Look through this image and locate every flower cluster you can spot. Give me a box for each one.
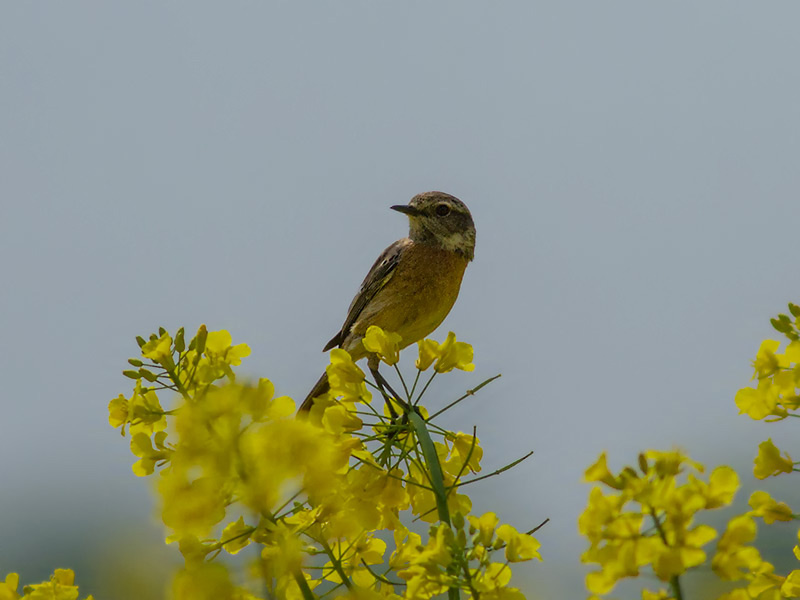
[735,337,800,424]
[713,303,800,599]
[580,450,738,597]
[736,303,800,424]
[103,325,538,600]
[711,506,800,599]
[390,514,539,600]
[734,305,800,481]
[0,569,92,600]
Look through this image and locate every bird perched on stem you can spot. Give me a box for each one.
[299,191,476,412]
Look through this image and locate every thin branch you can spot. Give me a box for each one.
[428,374,502,420]
[454,451,534,488]
[394,363,411,400]
[414,371,438,405]
[409,368,423,399]
[526,518,550,536]
[360,560,405,586]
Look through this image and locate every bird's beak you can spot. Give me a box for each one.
[390,204,421,216]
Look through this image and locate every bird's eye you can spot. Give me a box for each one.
[435,203,450,217]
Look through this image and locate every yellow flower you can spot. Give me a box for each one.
[781,570,800,596]
[204,330,251,366]
[748,490,794,524]
[142,332,173,362]
[410,523,453,568]
[0,573,19,600]
[172,563,234,600]
[327,349,372,404]
[389,526,423,569]
[753,438,793,479]
[434,332,475,373]
[578,487,624,542]
[772,368,798,397]
[416,339,440,371]
[321,404,363,435]
[324,535,387,584]
[240,417,353,518]
[468,512,500,547]
[703,466,739,508]
[362,326,402,366]
[735,380,780,420]
[496,524,542,562]
[712,515,762,581]
[239,378,294,420]
[585,566,626,595]
[401,566,451,600]
[645,449,703,476]
[109,380,167,436]
[130,431,170,476]
[752,340,782,379]
[415,332,475,372]
[160,472,228,538]
[444,432,483,476]
[584,452,619,487]
[220,516,253,555]
[17,569,82,600]
[650,524,715,580]
[447,491,473,520]
[746,561,784,597]
[328,348,365,383]
[107,395,129,429]
[641,589,672,600]
[716,590,750,600]
[472,563,512,594]
[354,536,387,566]
[785,340,800,363]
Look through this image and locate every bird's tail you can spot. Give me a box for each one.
[298,371,330,412]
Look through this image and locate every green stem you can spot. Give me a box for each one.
[293,571,316,600]
[318,538,354,591]
[669,576,684,600]
[162,355,192,402]
[650,509,684,600]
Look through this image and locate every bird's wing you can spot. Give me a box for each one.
[323,238,410,351]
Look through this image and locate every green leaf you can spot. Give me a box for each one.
[409,411,450,525]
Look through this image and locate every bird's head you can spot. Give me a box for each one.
[391,191,476,261]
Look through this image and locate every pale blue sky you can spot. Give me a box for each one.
[2,2,800,598]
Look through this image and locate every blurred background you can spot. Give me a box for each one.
[2,2,799,598]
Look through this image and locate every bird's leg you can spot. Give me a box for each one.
[369,365,401,420]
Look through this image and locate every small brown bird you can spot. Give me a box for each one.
[299,191,476,411]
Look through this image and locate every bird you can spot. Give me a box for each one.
[298,191,476,412]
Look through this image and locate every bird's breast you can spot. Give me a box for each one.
[349,242,469,352]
